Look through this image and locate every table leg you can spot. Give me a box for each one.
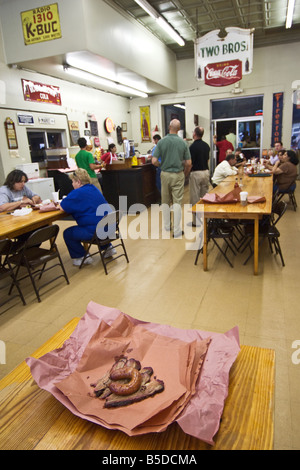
[203,217,208,271]
[253,217,259,275]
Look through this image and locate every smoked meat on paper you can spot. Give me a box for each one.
[26,302,240,445]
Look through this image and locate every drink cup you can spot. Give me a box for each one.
[240,191,248,206]
[52,192,59,203]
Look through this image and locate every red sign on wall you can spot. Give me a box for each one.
[204,60,242,87]
[22,79,61,105]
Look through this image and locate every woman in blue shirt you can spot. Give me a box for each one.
[60,169,115,266]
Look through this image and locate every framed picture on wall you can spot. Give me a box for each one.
[121,122,127,132]
[140,106,151,142]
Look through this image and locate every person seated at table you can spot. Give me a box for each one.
[59,169,116,266]
[211,154,238,187]
[267,149,299,192]
[0,169,42,212]
[234,149,247,168]
[268,148,280,165]
[101,143,118,165]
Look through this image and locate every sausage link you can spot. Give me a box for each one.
[109,366,142,396]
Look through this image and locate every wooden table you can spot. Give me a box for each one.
[0,318,274,450]
[192,174,273,275]
[0,208,66,240]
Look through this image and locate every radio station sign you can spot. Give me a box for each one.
[21,3,62,45]
[22,79,62,106]
[195,27,254,86]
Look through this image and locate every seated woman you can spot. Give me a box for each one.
[59,169,116,266]
[101,143,118,165]
[267,149,299,192]
[0,169,42,212]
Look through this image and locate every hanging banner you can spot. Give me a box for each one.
[195,27,254,85]
[140,106,151,142]
[271,92,284,147]
[21,3,62,45]
[22,79,62,105]
[204,59,242,87]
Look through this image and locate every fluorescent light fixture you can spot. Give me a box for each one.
[63,65,148,98]
[134,0,185,46]
[134,0,158,19]
[286,0,295,28]
[156,17,185,46]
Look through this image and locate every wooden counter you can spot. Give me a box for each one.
[0,318,274,450]
[101,163,158,213]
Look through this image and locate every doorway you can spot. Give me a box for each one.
[162,103,186,137]
[211,95,264,171]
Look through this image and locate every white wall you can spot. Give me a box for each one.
[0,40,132,182]
[0,0,177,92]
[129,41,300,155]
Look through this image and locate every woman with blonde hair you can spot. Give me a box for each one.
[60,169,115,266]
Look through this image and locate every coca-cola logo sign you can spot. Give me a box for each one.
[204,59,242,87]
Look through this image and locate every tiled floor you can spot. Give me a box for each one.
[0,186,300,450]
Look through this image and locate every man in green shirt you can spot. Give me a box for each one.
[75,137,103,191]
[152,119,191,237]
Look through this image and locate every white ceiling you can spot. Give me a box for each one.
[108,0,300,59]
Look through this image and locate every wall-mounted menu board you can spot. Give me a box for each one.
[68,120,80,145]
[89,120,99,136]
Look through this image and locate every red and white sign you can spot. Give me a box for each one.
[22,79,61,105]
[204,60,242,87]
[195,27,253,83]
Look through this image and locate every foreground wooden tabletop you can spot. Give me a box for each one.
[0,208,66,240]
[0,318,274,450]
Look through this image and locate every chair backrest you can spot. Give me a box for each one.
[272,201,287,226]
[96,211,122,240]
[0,239,12,269]
[0,239,12,258]
[24,224,59,249]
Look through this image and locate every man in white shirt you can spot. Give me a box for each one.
[212,154,238,186]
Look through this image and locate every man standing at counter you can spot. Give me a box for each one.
[75,137,103,192]
[152,119,191,238]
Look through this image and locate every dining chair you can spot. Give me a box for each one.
[0,239,26,309]
[8,224,69,302]
[275,183,297,211]
[194,219,237,268]
[242,200,287,266]
[79,210,129,274]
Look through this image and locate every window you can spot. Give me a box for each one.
[212,96,264,119]
[27,130,66,163]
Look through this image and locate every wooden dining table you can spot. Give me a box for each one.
[0,317,275,450]
[192,174,273,275]
[0,207,66,240]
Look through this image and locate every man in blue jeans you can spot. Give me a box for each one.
[152,120,191,238]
